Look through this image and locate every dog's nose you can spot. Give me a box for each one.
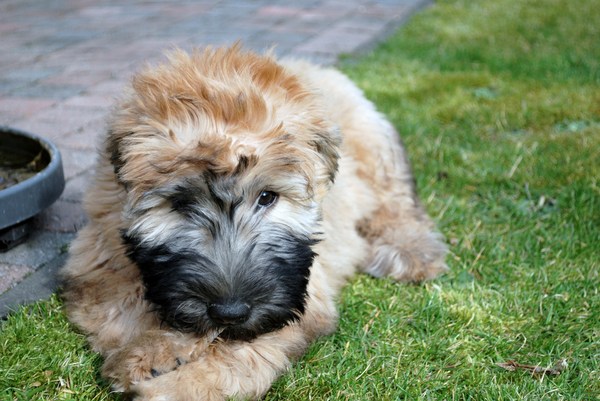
[207,300,251,326]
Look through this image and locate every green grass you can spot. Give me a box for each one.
[0,295,113,400]
[2,0,599,399]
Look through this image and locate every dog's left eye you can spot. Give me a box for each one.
[257,191,278,208]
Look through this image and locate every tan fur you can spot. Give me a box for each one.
[61,45,447,400]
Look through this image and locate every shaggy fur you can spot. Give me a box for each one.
[61,45,448,401]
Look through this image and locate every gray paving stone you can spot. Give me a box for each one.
[0,80,30,97]
[0,231,74,271]
[10,84,85,100]
[245,30,314,56]
[60,148,98,180]
[0,263,33,295]
[0,97,56,121]
[61,171,94,203]
[35,200,88,233]
[4,67,62,82]
[0,253,67,317]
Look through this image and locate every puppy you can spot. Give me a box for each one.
[61,45,447,400]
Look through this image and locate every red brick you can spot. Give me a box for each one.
[42,71,110,87]
[86,80,128,96]
[9,118,67,142]
[58,126,104,151]
[63,94,114,109]
[257,6,302,17]
[0,97,56,120]
[293,24,375,55]
[31,104,107,135]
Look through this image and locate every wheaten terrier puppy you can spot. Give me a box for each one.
[61,45,447,400]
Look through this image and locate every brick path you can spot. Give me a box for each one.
[0,0,430,315]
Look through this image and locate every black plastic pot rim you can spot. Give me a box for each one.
[0,126,65,230]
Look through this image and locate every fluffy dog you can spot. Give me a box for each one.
[61,45,447,400]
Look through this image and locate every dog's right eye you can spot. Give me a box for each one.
[257,191,278,208]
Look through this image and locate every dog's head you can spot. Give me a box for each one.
[108,46,341,340]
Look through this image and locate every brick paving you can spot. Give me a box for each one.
[0,0,431,314]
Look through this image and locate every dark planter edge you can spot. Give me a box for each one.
[0,126,65,230]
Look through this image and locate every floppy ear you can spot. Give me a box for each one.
[105,131,125,181]
[311,127,342,185]
[106,131,121,175]
[105,129,130,188]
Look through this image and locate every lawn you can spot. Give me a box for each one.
[1,0,599,400]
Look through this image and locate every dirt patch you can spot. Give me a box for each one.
[0,144,46,190]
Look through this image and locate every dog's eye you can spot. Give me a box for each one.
[257,191,278,208]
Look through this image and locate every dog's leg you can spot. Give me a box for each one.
[357,139,448,283]
[362,205,448,282]
[129,324,309,401]
[103,266,338,400]
[101,330,211,392]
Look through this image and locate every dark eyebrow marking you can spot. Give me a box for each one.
[167,185,197,215]
[206,181,225,211]
[169,174,242,226]
[233,154,259,176]
[228,197,243,221]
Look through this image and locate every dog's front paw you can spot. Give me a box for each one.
[103,330,201,391]
[131,360,225,401]
[129,335,294,401]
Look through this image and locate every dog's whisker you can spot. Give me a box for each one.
[207,328,223,344]
[193,328,224,357]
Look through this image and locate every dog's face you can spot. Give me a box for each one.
[108,47,341,341]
